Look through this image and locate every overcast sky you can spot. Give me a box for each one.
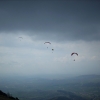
[0,0,100,76]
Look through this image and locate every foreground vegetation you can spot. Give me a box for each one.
[0,90,19,100]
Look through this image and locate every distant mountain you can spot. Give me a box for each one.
[48,90,87,100]
[0,90,19,100]
[70,74,100,81]
[48,96,71,100]
[77,74,100,78]
[48,95,87,100]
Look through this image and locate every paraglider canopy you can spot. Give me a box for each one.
[19,37,23,39]
[44,42,51,44]
[71,52,78,56]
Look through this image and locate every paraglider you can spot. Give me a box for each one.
[71,52,78,61]
[52,49,54,53]
[19,37,23,39]
[19,37,23,41]
[52,49,54,51]
[44,42,51,48]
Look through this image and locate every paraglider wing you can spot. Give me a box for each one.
[71,53,74,56]
[76,53,78,56]
[71,52,78,56]
[44,42,51,44]
[19,37,23,39]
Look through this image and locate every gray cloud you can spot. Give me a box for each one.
[0,0,100,41]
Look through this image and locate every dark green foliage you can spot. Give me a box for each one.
[0,90,7,97]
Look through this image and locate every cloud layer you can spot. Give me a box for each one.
[0,0,100,42]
